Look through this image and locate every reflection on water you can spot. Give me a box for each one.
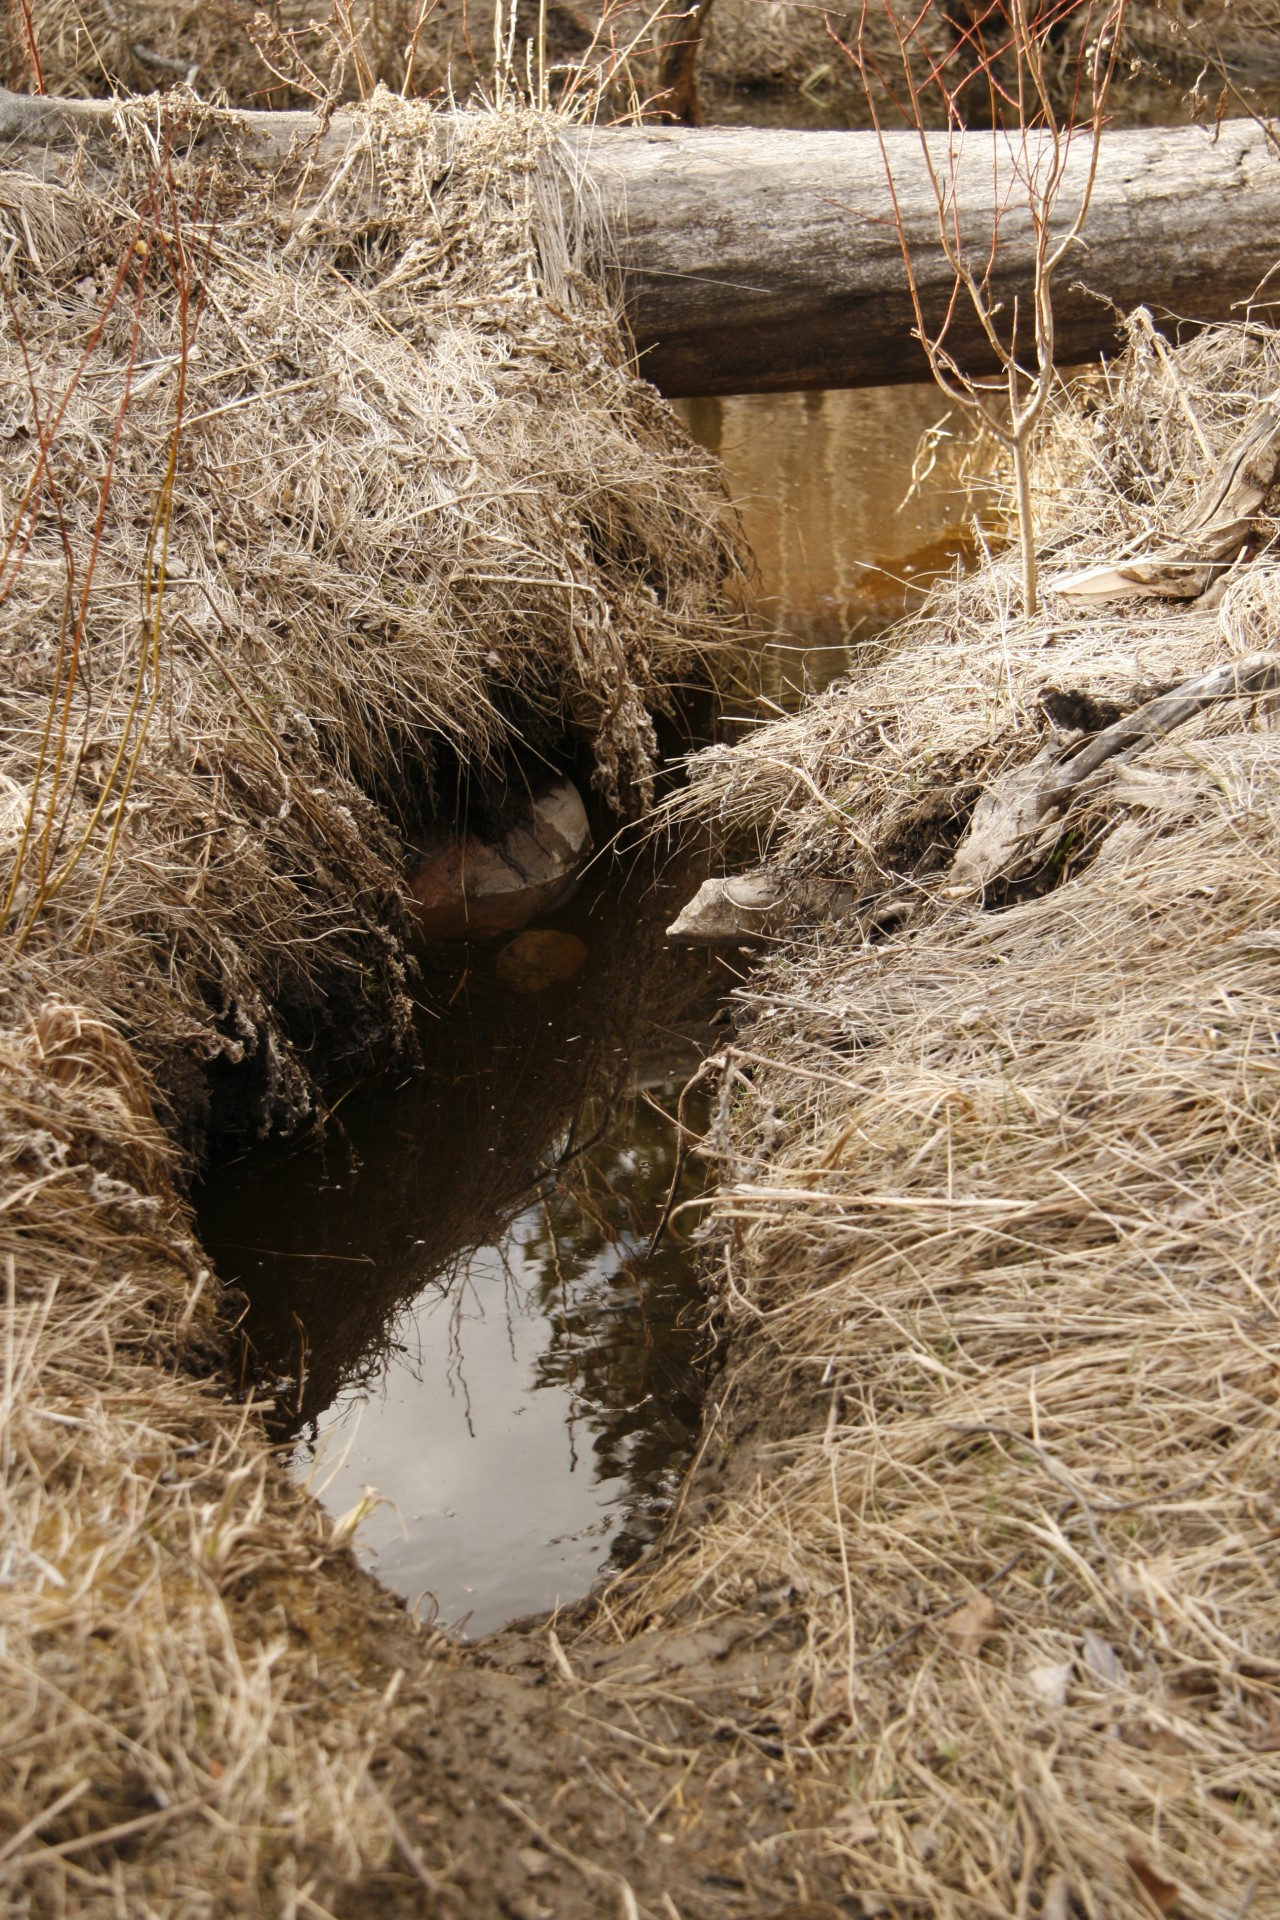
[678,387,984,706]
[198,859,725,1634]
[300,1095,704,1634]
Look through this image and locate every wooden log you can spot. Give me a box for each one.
[0,89,1276,396]
[949,654,1280,895]
[587,118,1280,394]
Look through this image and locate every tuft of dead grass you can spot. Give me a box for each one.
[2,0,480,104]
[0,91,741,1138]
[0,0,668,110]
[635,319,1280,1915]
[0,1002,403,1915]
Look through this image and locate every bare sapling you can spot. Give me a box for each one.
[838,1,1129,616]
[656,0,717,124]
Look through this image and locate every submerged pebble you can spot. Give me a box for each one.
[495,929,588,993]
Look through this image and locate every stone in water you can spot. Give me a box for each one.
[407,778,592,942]
[495,929,588,993]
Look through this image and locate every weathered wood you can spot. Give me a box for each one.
[1054,410,1280,604]
[0,89,1276,396]
[585,118,1280,394]
[949,653,1280,894]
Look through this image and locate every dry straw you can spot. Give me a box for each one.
[0,85,741,1913]
[0,90,741,1132]
[4,1,1268,131]
[633,319,1280,1914]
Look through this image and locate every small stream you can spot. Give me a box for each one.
[196,381,973,1635]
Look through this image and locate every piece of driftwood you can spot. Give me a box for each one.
[0,91,1278,394]
[1053,410,1280,605]
[949,653,1280,893]
[666,869,915,946]
[672,655,1280,944]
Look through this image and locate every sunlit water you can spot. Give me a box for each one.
[679,386,983,706]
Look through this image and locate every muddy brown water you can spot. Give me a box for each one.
[679,386,980,706]
[196,381,972,1637]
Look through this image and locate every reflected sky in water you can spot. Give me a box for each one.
[297,1091,705,1634]
[198,860,726,1636]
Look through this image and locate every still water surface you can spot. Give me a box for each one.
[681,386,981,704]
[199,862,723,1635]
[198,382,975,1635]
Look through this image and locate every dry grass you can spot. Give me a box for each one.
[698,0,1280,109]
[2,0,495,103]
[668,315,1280,884]
[3,0,401,100]
[7,1,1277,132]
[0,93,740,1135]
[631,322,1280,1915]
[0,1004,400,1915]
[0,87,741,1914]
[0,0,674,108]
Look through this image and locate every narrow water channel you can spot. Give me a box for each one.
[196,381,976,1636]
[199,858,728,1635]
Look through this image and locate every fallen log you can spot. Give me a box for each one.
[585,117,1280,394]
[0,90,1277,394]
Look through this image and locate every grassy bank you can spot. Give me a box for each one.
[0,92,742,1913]
[633,319,1280,1915]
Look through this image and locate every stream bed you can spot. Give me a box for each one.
[196,380,974,1636]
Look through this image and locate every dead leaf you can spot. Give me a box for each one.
[1081,1629,1124,1687]
[830,1798,878,1847]
[944,1593,1000,1657]
[1126,1850,1179,1916]
[1027,1660,1073,1709]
